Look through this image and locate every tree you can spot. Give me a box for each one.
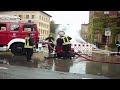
[89,16,120,45]
[50,20,59,34]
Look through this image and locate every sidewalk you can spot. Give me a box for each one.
[92,48,117,55]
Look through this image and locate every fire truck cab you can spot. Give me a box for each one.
[0,15,39,55]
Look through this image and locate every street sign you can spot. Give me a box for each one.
[105,28,111,36]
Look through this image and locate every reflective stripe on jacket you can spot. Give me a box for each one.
[24,37,33,48]
[61,36,71,45]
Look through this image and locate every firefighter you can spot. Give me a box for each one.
[60,34,72,58]
[45,34,55,53]
[55,36,63,57]
[24,32,35,62]
[116,40,120,55]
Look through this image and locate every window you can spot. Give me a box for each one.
[10,24,19,31]
[104,11,109,14]
[95,11,101,12]
[45,30,46,34]
[39,16,41,19]
[23,24,34,31]
[32,15,35,19]
[0,24,6,30]
[26,15,29,19]
[48,18,50,22]
[41,29,42,34]
[41,23,42,27]
[44,17,45,21]
[18,15,22,19]
[39,22,41,26]
[117,22,120,27]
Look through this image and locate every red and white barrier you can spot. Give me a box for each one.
[71,44,92,55]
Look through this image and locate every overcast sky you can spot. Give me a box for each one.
[44,11,89,29]
[44,11,89,43]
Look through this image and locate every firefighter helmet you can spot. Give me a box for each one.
[58,31,65,36]
[49,33,53,37]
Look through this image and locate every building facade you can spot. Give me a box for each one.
[89,11,120,45]
[0,11,51,40]
[80,24,89,42]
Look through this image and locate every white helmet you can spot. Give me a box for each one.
[58,31,65,36]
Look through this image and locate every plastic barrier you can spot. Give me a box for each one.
[71,44,92,55]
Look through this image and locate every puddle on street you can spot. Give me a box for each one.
[0,52,120,78]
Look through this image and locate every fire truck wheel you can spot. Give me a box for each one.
[11,43,25,55]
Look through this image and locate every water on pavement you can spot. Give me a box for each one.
[0,51,120,79]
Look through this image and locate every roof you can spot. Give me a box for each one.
[0,11,52,17]
[0,21,35,24]
[41,11,52,17]
[81,24,88,26]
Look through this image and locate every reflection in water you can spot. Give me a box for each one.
[70,62,86,74]
[86,62,120,78]
[86,53,120,78]
[1,52,120,78]
[54,59,71,72]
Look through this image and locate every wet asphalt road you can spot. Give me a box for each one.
[0,64,108,79]
[0,50,120,79]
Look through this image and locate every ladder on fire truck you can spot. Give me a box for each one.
[0,15,21,22]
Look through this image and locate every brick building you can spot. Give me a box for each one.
[89,11,120,45]
[80,24,89,42]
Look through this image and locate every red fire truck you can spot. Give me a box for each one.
[0,15,39,55]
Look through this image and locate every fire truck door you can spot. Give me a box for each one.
[0,23,8,45]
[8,23,21,41]
[21,24,36,39]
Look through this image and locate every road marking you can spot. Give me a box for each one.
[0,67,8,69]
[81,78,93,79]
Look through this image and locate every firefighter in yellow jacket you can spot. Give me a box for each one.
[24,32,35,62]
[60,34,72,58]
[45,34,55,53]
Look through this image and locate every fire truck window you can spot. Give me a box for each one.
[0,24,6,30]
[10,24,19,31]
[23,25,34,31]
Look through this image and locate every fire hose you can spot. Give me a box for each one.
[47,43,55,51]
[47,43,120,64]
[75,52,120,64]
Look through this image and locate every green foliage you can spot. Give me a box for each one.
[50,20,59,34]
[89,16,120,44]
